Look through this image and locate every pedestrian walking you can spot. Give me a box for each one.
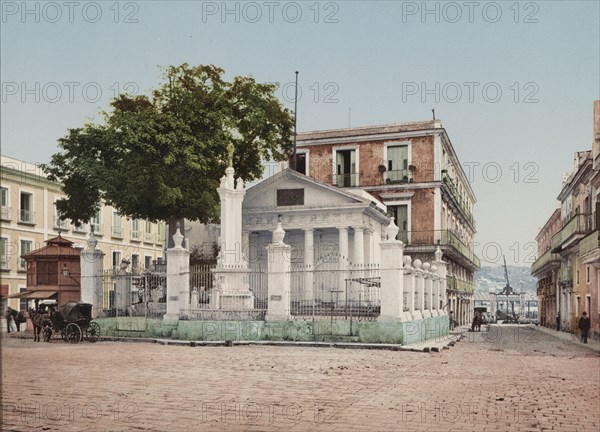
[578,311,591,344]
[449,311,455,330]
[556,312,560,331]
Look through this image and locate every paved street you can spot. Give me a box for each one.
[1,325,599,432]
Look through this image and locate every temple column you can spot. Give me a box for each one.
[338,226,349,303]
[364,228,373,265]
[353,226,364,266]
[303,228,314,303]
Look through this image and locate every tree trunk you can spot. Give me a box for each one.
[167,217,186,249]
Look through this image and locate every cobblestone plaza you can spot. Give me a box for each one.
[1,325,599,431]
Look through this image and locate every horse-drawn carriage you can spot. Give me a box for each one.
[40,302,100,344]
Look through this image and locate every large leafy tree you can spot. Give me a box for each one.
[43,64,294,242]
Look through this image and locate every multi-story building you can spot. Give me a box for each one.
[534,101,600,339]
[0,155,167,312]
[531,209,561,328]
[294,119,479,326]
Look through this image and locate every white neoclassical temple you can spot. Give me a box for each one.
[242,169,390,268]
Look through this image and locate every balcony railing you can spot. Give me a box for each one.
[1,206,11,220]
[405,229,480,268]
[384,170,413,184]
[19,209,34,223]
[531,249,561,275]
[442,175,476,229]
[112,226,122,238]
[131,230,140,241]
[558,266,572,284]
[334,173,359,188]
[551,213,592,251]
[447,276,475,293]
[579,230,599,257]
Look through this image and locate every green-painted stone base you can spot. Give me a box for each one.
[94,315,449,345]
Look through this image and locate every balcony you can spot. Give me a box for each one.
[551,213,592,252]
[112,226,123,238]
[531,249,561,276]
[558,266,573,284]
[405,229,480,269]
[144,232,153,243]
[447,276,475,294]
[442,175,476,229]
[334,173,359,188]
[131,230,140,241]
[578,230,599,257]
[1,206,11,220]
[19,209,35,224]
[384,169,413,185]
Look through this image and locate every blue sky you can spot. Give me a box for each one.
[2,0,599,266]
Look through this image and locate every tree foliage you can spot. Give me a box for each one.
[42,64,294,226]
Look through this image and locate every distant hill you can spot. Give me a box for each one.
[474,266,537,297]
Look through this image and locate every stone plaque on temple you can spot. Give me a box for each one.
[276,188,304,206]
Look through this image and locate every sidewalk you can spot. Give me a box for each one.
[536,324,600,353]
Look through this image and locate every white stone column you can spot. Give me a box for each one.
[266,222,292,321]
[432,246,447,316]
[303,228,314,303]
[412,259,424,321]
[338,226,349,303]
[353,227,364,266]
[80,232,105,318]
[364,228,373,265]
[403,256,415,320]
[165,225,190,320]
[378,220,405,322]
[373,227,381,265]
[422,263,432,318]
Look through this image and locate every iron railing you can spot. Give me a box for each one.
[384,169,413,184]
[579,230,599,257]
[531,249,561,275]
[334,173,359,188]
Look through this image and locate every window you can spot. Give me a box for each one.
[294,152,307,175]
[144,256,153,270]
[54,205,69,230]
[586,295,591,315]
[19,287,27,312]
[385,145,411,183]
[0,238,8,269]
[576,270,580,285]
[157,224,165,244]
[144,221,153,242]
[131,219,140,240]
[90,210,101,234]
[19,240,32,271]
[335,149,357,187]
[19,192,33,223]
[112,211,122,237]
[1,187,9,219]
[131,254,140,274]
[112,251,121,271]
[586,266,590,284]
[388,204,409,243]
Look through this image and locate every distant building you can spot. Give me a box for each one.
[0,155,166,312]
[531,209,561,328]
[292,119,480,326]
[533,101,600,339]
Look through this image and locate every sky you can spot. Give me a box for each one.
[1,0,599,267]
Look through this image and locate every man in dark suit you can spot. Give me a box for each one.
[578,311,591,344]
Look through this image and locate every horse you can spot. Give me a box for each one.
[15,310,27,332]
[29,308,53,342]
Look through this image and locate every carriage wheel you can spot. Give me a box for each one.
[61,331,68,341]
[85,322,100,343]
[66,323,82,344]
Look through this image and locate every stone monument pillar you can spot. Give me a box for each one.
[266,221,292,321]
[165,224,190,320]
[378,218,406,322]
[80,231,105,318]
[412,259,424,321]
[212,147,254,309]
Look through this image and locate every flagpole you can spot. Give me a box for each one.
[292,71,299,171]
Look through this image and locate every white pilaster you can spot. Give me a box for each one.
[413,259,424,321]
[80,233,105,318]
[378,220,406,322]
[266,222,292,321]
[303,228,314,302]
[353,226,364,265]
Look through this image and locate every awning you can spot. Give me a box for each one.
[7,291,31,299]
[26,291,58,300]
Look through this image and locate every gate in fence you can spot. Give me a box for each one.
[290,257,381,321]
[101,268,167,321]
